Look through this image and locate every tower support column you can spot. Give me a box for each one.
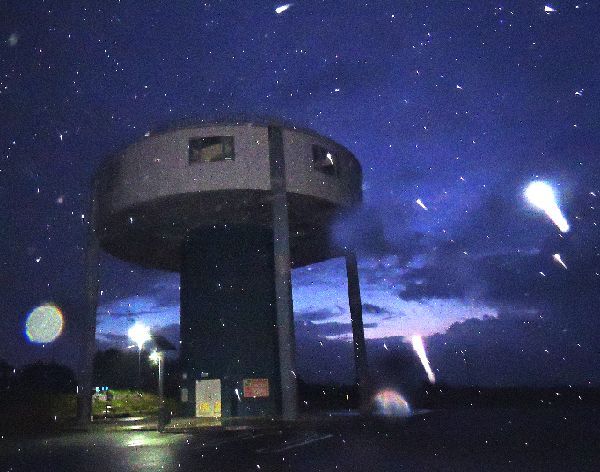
[345,252,370,414]
[77,194,100,425]
[268,125,298,420]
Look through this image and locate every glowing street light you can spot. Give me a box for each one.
[149,350,160,364]
[128,322,151,350]
[524,181,570,233]
[128,322,151,387]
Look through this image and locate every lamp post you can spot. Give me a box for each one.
[128,322,151,388]
[149,349,165,428]
[149,335,176,431]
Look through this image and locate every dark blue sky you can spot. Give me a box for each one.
[2,1,599,387]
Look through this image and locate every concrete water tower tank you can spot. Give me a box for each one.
[77,121,368,422]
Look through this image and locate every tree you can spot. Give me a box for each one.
[15,362,76,394]
[0,359,14,391]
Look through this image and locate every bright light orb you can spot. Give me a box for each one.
[524,181,570,232]
[525,181,555,209]
[128,322,151,349]
[25,304,64,344]
[553,253,568,270]
[275,3,292,14]
[373,389,412,417]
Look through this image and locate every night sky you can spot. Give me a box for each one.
[3,1,599,388]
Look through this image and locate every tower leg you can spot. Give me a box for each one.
[268,126,298,420]
[77,196,100,425]
[346,252,370,414]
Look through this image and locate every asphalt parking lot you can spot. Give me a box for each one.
[1,407,598,471]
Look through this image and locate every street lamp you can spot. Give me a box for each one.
[149,350,160,364]
[149,349,165,425]
[148,335,176,431]
[128,322,151,387]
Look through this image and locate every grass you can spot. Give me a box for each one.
[0,389,180,434]
[93,389,167,417]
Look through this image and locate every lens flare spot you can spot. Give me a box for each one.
[25,304,64,344]
[373,389,411,417]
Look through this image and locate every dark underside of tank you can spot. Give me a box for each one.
[96,189,349,270]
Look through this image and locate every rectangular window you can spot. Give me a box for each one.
[189,136,235,163]
[312,145,336,176]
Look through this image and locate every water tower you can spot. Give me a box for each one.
[78,121,368,422]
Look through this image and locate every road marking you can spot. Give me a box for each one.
[196,432,267,450]
[256,433,334,454]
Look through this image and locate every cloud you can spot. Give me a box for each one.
[386,179,600,387]
[153,323,180,349]
[97,291,179,320]
[147,279,181,307]
[96,332,129,351]
[330,205,426,262]
[426,313,600,387]
[296,308,339,321]
[296,320,377,339]
[399,221,599,325]
[362,303,390,315]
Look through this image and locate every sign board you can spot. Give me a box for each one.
[243,378,269,398]
[195,379,221,417]
[93,392,107,402]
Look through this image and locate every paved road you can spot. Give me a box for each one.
[1,408,598,471]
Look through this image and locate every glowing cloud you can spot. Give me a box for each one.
[525,181,569,232]
[411,335,436,383]
[25,304,64,344]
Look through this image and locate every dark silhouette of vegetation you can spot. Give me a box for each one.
[2,353,599,436]
[0,362,77,433]
[93,348,181,395]
[0,354,181,434]
[0,359,14,392]
[13,361,76,394]
[298,378,358,412]
[418,384,600,409]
